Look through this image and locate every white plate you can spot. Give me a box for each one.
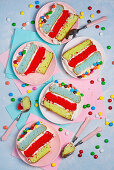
[61,37,105,79]
[39,81,83,124]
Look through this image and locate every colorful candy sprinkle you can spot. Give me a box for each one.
[35,5,39,9]
[88,111,92,115]
[108,99,112,103]
[97,133,101,137]
[94,155,98,159]
[9,93,13,97]
[90,80,94,84]
[79,150,83,153]
[90,14,94,18]
[105,121,109,125]
[25,83,29,86]
[109,122,113,126]
[11,98,15,102]
[65,131,69,136]
[51,163,56,167]
[87,19,91,23]
[35,103,39,107]
[32,87,37,90]
[59,128,63,132]
[108,106,112,110]
[91,152,95,155]
[5,81,10,85]
[3,125,8,130]
[99,96,103,100]
[88,6,92,10]
[104,139,109,143]
[95,145,100,149]
[27,90,31,93]
[31,20,35,24]
[101,81,105,85]
[95,25,99,29]
[18,97,22,101]
[12,23,16,26]
[98,112,102,116]
[97,10,101,14]
[29,4,33,8]
[78,153,82,157]
[110,95,114,98]
[101,27,105,30]
[107,45,111,49]
[99,149,104,153]
[20,11,24,15]
[91,106,95,110]
[80,15,83,19]
[83,105,86,108]
[35,1,39,4]
[22,84,26,87]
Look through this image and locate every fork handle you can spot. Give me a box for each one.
[82,127,102,143]
[1,120,17,141]
[76,117,91,137]
[87,16,107,27]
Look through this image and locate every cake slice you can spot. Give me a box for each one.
[18,96,31,111]
[14,43,53,75]
[41,81,83,120]
[17,121,54,163]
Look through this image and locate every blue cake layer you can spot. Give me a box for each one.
[18,125,47,150]
[42,5,64,33]
[17,43,37,74]
[73,51,102,75]
[50,84,81,103]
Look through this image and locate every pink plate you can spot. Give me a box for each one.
[12,41,56,85]
[35,1,79,45]
[16,121,61,167]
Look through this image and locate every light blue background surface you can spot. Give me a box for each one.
[0,0,114,170]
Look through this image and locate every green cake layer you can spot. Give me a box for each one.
[62,142,75,158]
[43,100,73,120]
[56,14,78,41]
[62,39,92,61]
[29,144,51,163]
[36,51,53,74]
[21,96,31,111]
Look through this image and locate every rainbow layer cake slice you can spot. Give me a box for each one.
[17,121,54,163]
[13,42,53,75]
[62,39,103,78]
[41,80,83,120]
[39,3,78,44]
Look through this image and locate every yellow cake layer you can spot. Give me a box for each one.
[21,96,31,111]
[62,142,75,158]
[62,39,92,61]
[56,14,78,41]
[43,100,73,120]
[29,144,51,163]
[36,51,53,74]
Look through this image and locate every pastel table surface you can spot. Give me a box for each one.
[0,0,114,170]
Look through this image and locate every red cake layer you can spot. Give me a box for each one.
[44,92,77,111]
[24,47,46,75]
[24,131,53,157]
[48,10,70,38]
[68,45,97,67]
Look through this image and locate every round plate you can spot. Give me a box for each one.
[12,41,56,85]
[35,1,79,45]
[39,81,83,124]
[61,37,105,79]
[16,121,61,167]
